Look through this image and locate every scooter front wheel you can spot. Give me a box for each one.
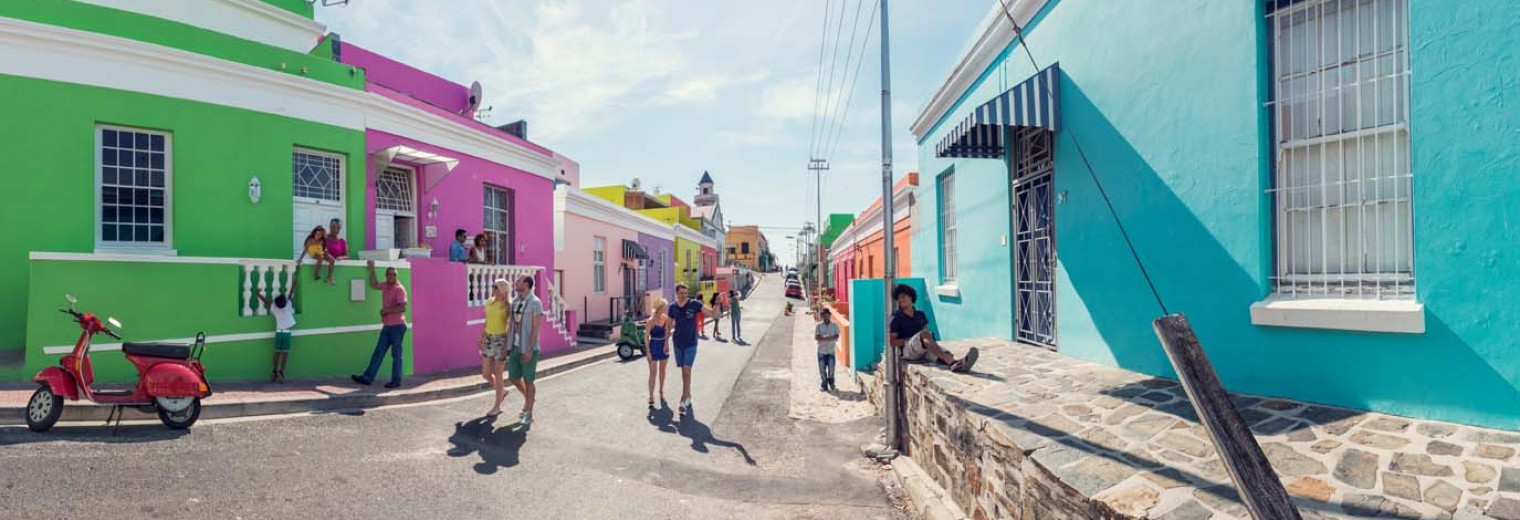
[617,343,636,361]
[156,397,201,430]
[25,387,63,433]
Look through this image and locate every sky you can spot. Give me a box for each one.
[318,0,992,265]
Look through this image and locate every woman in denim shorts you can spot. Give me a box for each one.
[480,279,513,418]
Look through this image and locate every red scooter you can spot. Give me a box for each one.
[25,294,212,432]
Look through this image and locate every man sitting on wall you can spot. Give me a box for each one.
[888,284,977,373]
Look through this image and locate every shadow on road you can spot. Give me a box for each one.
[446,416,528,475]
[0,423,190,446]
[646,401,677,433]
[677,412,755,466]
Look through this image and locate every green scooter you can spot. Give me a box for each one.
[614,312,647,361]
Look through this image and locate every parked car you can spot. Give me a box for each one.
[785,281,803,299]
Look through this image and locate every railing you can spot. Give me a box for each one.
[466,264,542,308]
[241,260,299,317]
[543,277,574,341]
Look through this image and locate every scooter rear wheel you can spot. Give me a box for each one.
[156,397,201,430]
[25,386,63,433]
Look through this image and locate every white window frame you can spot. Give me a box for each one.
[938,170,958,284]
[483,184,513,265]
[1255,0,1422,333]
[593,237,606,293]
[292,148,345,205]
[96,125,174,254]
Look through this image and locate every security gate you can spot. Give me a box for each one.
[1011,127,1056,349]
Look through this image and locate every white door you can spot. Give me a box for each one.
[374,166,417,250]
[292,149,346,257]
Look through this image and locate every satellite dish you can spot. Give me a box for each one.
[631,178,642,190]
[466,81,483,114]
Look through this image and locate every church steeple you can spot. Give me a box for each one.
[695,171,718,205]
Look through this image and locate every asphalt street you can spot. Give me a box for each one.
[0,278,905,520]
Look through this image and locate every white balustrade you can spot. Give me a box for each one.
[241,261,298,317]
[466,264,541,308]
[543,277,574,341]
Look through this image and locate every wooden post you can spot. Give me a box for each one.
[1153,314,1301,520]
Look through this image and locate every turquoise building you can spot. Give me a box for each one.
[910,0,1520,429]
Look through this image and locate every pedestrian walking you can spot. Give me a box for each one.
[254,264,299,383]
[815,307,841,392]
[889,284,977,373]
[708,292,724,341]
[668,284,712,417]
[508,274,543,426]
[728,289,743,343]
[479,279,512,418]
[645,296,672,409]
[352,261,409,388]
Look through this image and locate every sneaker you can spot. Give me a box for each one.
[953,348,980,373]
[384,381,401,389]
[521,410,533,426]
[351,375,373,386]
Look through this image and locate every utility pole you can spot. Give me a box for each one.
[808,158,829,307]
[878,0,901,454]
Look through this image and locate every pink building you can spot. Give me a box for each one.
[555,186,675,336]
[339,41,575,373]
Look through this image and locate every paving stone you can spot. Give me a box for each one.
[1156,499,1214,520]
[1195,457,1228,483]
[1105,404,1148,426]
[1253,417,1305,436]
[1052,456,1136,496]
[1382,471,1421,502]
[1157,432,1212,458]
[1089,395,1125,409]
[1342,493,1397,518]
[1364,416,1412,433]
[1427,480,1464,513]
[1142,468,1191,489]
[1490,497,1520,520]
[1061,404,1092,417]
[1467,430,1520,444]
[1335,448,1380,489]
[1349,429,1412,450]
[1391,453,1455,477]
[1157,449,1194,465]
[1287,476,1336,502]
[1473,486,1493,496]
[1156,400,1200,422]
[1264,442,1327,478]
[1124,414,1178,440]
[1137,390,1177,404]
[1231,395,1262,409]
[1239,407,1272,426]
[1476,443,1516,461]
[1299,406,1365,435]
[1500,467,1520,493]
[1394,503,1425,519]
[1311,439,1343,454]
[1107,384,1148,399]
[1418,423,1459,438]
[1031,445,1088,469]
[1465,461,1497,484]
[1287,426,1318,442]
[1429,440,1466,456]
[1193,486,1247,518]
[1260,399,1305,411]
[1139,379,1178,389]
[1094,482,1161,518]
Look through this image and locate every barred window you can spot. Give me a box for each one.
[375,167,414,212]
[1267,0,1412,299]
[293,150,343,202]
[938,171,958,283]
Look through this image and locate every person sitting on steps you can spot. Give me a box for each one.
[888,284,978,373]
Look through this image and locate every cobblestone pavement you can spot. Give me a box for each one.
[787,311,876,425]
[894,338,1520,520]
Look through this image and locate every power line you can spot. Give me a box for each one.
[816,0,866,160]
[823,0,878,162]
[807,0,834,161]
[993,0,1168,315]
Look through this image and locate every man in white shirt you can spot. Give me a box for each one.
[814,308,842,392]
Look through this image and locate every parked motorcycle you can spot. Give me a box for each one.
[614,312,648,361]
[26,294,213,432]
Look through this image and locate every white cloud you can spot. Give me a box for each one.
[758,77,819,121]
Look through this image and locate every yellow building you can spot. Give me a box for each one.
[726,225,770,271]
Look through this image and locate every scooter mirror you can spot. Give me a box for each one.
[107,317,122,329]
[65,294,77,304]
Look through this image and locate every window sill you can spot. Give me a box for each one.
[92,247,178,257]
[1249,295,1424,334]
[935,284,961,298]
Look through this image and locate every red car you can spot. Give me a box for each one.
[785,282,803,299]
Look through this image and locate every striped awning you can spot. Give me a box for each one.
[621,239,648,261]
[935,64,1061,159]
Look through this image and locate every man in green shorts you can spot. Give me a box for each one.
[508,274,544,426]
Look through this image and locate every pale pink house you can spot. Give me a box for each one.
[338,41,576,373]
[555,186,675,335]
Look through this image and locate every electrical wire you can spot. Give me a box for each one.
[823,0,879,163]
[808,0,834,160]
[816,0,868,160]
[995,0,1170,316]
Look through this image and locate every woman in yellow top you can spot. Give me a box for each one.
[295,225,337,285]
[479,279,513,418]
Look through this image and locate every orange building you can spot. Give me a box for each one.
[827,173,918,303]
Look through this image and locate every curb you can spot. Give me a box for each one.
[888,454,971,520]
[0,345,617,427]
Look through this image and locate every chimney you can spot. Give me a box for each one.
[496,120,528,140]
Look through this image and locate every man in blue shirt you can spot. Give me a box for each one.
[448,229,469,262]
[668,283,711,417]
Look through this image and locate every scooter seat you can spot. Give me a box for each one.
[122,342,191,360]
